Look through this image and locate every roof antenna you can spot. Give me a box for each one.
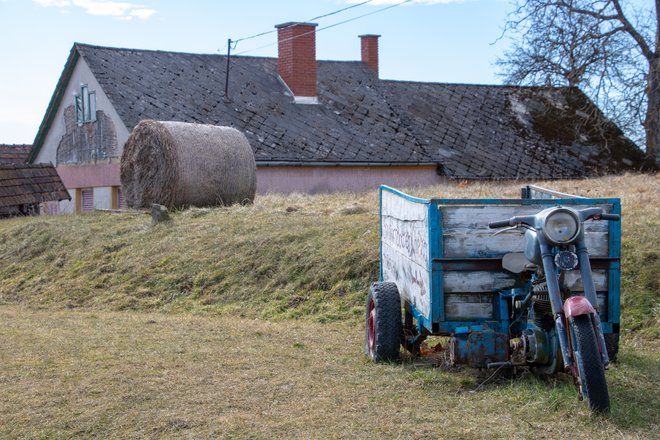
[224,38,231,97]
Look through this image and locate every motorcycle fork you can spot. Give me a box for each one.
[538,239,574,370]
[539,236,610,371]
[575,236,611,366]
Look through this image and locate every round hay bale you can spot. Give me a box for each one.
[120,121,256,209]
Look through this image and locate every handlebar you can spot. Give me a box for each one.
[600,213,620,221]
[488,219,511,229]
[579,207,620,222]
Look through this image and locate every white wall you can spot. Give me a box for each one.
[34,53,130,166]
[93,186,113,210]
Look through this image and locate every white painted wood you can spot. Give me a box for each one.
[441,205,611,231]
[442,270,607,294]
[442,232,608,257]
[443,271,516,293]
[381,191,431,319]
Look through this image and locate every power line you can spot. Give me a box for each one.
[232,0,375,45]
[234,0,413,56]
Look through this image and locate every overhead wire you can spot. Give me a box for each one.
[232,0,413,56]
[231,0,375,45]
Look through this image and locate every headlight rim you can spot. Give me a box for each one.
[542,208,580,245]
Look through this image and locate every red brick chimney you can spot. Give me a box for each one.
[275,22,318,103]
[359,34,380,77]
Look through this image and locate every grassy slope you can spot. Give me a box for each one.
[0,173,657,336]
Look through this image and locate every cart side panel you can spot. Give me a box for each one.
[438,202,613,322]
[441,204,610,258]
[380,188,432,320]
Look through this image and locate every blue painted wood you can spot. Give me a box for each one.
[378,185,621,336]
[607,199,622,329]
[429,200,444,323]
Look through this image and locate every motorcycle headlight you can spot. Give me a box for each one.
[543,209,580,244]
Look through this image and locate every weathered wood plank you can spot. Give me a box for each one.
[441,205,611,231]
[443,271,516,293]
[445,293,493,320]
[442,269,608,293]
[444,291,609,321]
[443,232,609,258]
[562,270,608,292]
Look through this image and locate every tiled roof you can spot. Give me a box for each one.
[0,164,70,208]
[0,144,32,165]
[52,43,647,178]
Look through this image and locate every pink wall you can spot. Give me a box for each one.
[256,166,445,194]
[57,163,121,188]
[55,163,445,194]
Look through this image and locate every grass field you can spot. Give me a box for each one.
[1,306,657,439]
[0,173,658,438]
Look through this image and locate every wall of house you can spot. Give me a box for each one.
[34,55,131,213]
[255,165,446,194]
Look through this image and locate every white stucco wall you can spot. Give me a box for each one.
[34,53,130,166]
[93,187,113,210]
[57,189,75,215]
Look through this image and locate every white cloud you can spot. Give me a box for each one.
[32,0,157,20]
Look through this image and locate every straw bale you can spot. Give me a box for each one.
[121,121,256,208]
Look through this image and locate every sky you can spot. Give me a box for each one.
[0,0,514,144]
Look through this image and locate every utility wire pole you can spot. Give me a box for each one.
[225,38,231,97]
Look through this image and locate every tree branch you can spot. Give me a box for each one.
[611,0,654,61]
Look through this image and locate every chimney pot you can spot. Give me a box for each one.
[359,34,380,77]
[276,22,318,102]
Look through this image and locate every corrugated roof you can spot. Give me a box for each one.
[32,43,646,179]
[0,164,70,208]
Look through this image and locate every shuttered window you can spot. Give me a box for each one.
[81,188,94,212]
[118,187,126,209]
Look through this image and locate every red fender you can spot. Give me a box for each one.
[564,296,596,317]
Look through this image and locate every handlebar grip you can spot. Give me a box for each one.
[600,213,620,221]
[488,219,511,229]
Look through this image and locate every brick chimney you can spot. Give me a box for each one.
[359,34,380,77]
[275,22,318,103]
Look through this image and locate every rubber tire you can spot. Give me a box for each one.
[364,282,402,362]
[604,332,619,362]
[571,315,610,413]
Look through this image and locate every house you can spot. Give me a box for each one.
[29,22,645,213]
[0,144,32,165]
[0,164,70,217]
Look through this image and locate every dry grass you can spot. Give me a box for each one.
[0,306,657,439]
[0,173,658,437]
[0,173,656,335]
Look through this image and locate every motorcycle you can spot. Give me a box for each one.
[488,205,619,413]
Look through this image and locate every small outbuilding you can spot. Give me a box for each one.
[0,164,70,217]
[0,144,32,165]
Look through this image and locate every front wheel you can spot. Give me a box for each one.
[364,282,402,362]
[571,315,610,413]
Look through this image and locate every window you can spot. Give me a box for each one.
[74,84,97,124]
[81,188,94,212]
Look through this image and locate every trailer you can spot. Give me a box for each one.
[365,184,621,368]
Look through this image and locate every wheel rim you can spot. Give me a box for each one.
[368,298,376,357]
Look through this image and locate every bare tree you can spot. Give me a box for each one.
[498,0,659,166]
